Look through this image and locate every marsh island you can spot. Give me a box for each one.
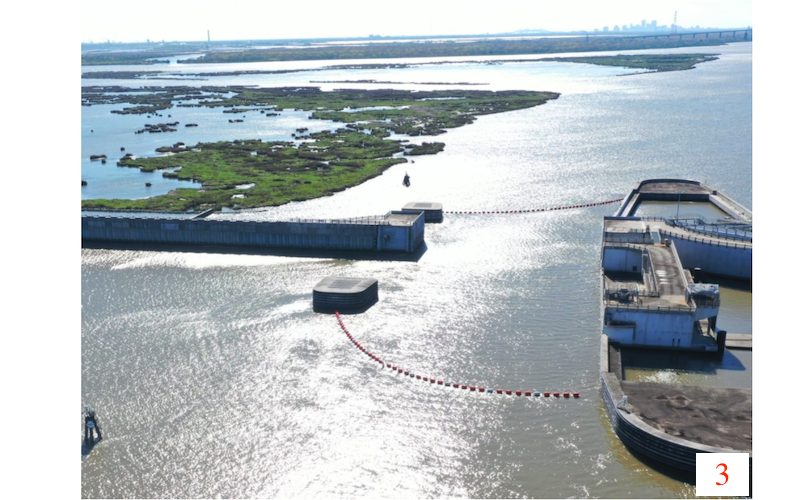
[82,87,558,212]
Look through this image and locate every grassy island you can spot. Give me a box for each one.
[82,87,558,212]
[83,53,719,82]
[542,54,719,72]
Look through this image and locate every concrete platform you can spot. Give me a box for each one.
[601,338,752,472]
[725,333,752,350]
[619,381,752,451]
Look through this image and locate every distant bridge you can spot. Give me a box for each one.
[605,29,752,41]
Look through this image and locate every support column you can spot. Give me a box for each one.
[716,330,727,359]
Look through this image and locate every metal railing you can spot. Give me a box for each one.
[290,215,390,226]
[641,250,660,297]
[604,303,695,313]
[672,221,752,242]
[639,216,752,242]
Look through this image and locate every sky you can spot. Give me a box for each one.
[81,0,753,43]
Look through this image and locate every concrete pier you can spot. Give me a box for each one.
[313,277,379,313]
[402,202,444,223]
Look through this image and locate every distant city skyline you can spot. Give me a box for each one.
[81,0,752,44]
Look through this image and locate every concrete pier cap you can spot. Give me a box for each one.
[313,277,379,313]
[402,202,443,223]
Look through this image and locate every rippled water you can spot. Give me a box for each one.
[81,43,751,498]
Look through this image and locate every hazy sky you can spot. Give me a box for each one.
[81,0,752,43]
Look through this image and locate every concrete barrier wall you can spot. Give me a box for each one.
[603,247,643,273]
[666,233,752,280]
[616,179,704,217]
[82,216,397,252]
[605,308,695,346]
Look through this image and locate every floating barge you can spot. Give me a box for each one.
[600,179,751,475]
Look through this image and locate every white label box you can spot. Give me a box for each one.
[696,452,750,496]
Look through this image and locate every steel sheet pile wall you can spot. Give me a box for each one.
[82,216,385,252]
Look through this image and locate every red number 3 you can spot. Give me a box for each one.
[716,463,729,485]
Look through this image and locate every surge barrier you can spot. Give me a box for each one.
[335,312,580,399]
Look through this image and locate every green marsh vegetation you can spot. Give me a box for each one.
[81,87,558,212]
[542,54,719,72]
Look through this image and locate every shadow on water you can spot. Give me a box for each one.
[82,240,428,263]
[81,437,101,457]
[622,348,746,377]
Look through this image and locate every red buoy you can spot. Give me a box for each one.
[438,380,443,385]
[564,392,570,398]
[515,391,522,396]
[525,391,531,396]
[423,377,428,381]
[544,392,550,397]
[554,392,560,397]
[573,392,580,398]
[479,387,485,392]
[470,386,476,391]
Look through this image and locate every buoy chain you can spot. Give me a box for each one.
[335,312,580,399]
[443,198,623,215]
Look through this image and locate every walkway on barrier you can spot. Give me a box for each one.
[335,312,580,400]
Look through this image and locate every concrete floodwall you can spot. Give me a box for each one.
[603,246,644,273]
[663,230,752,280]
[605,307,695,347]
[82,216,393,252]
